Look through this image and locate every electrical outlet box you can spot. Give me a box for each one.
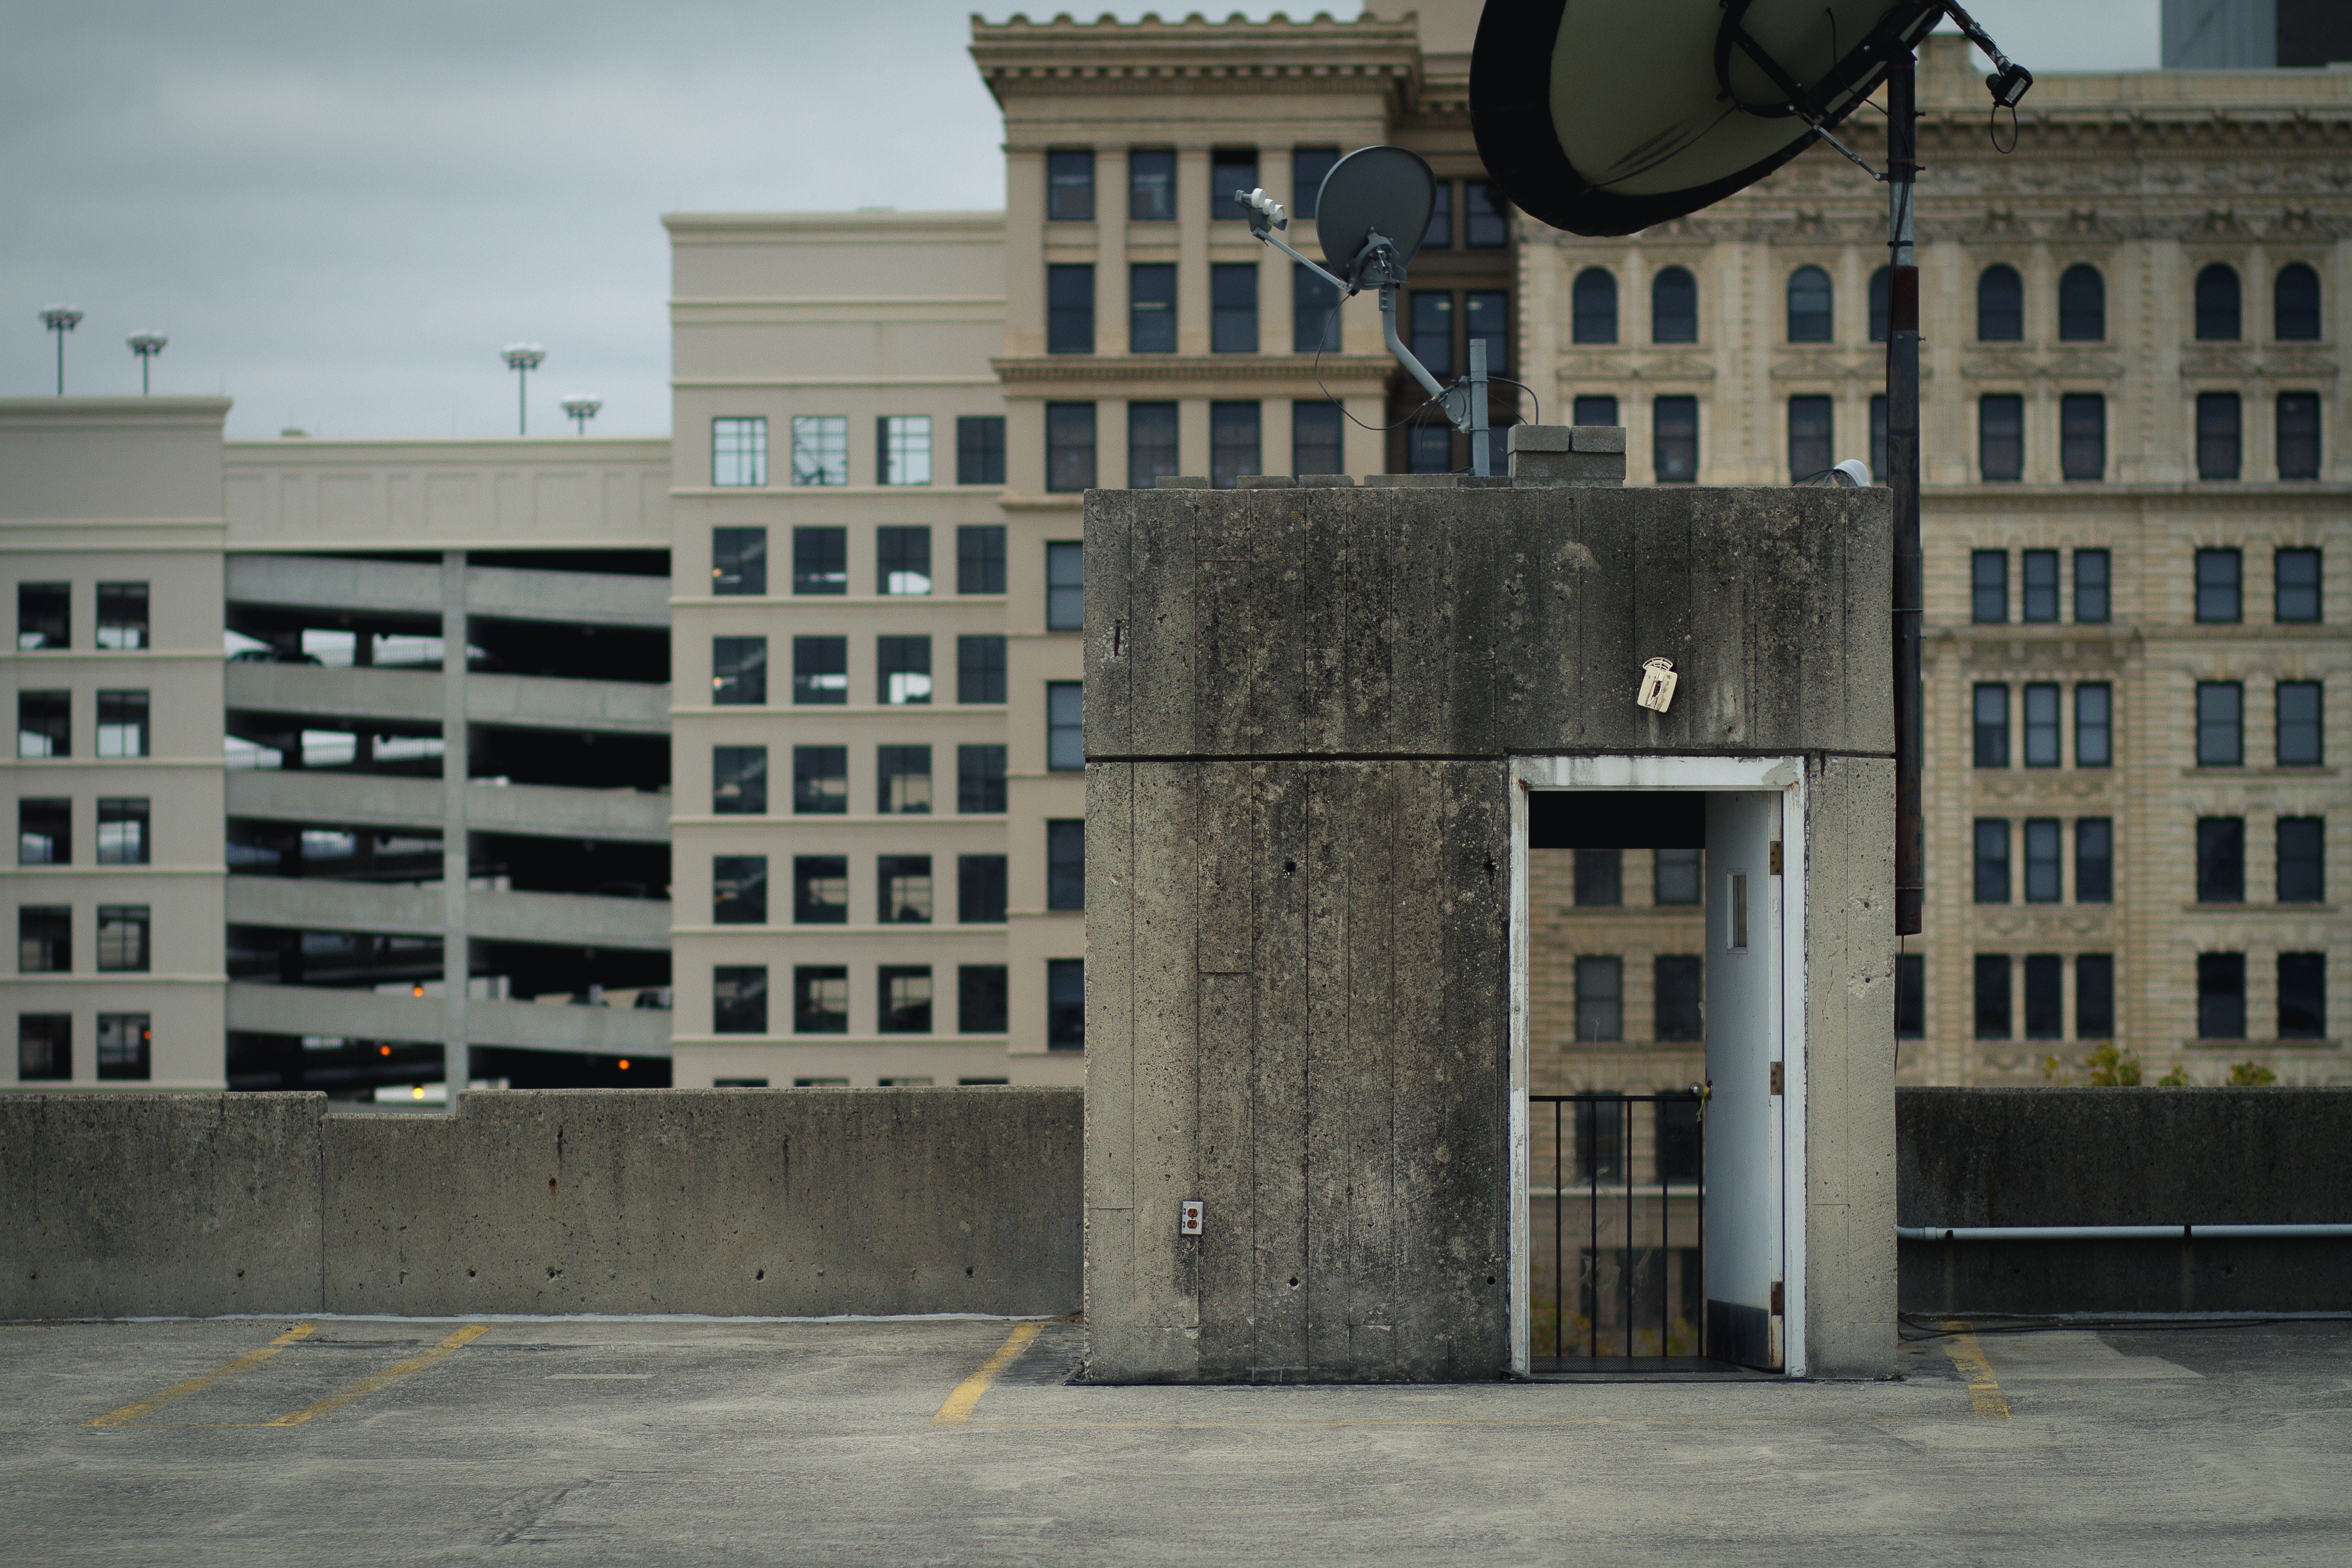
[1179,1199,1204,1236]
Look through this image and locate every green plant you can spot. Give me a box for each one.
[2039,1053,2071,1086]
[2154,1063,2191,1087]
[2228,1060,2279,1087]
[2082,1042,2144,1087]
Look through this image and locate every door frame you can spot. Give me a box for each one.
[1508,755,1809,1377]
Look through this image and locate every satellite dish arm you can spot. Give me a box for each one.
[1378,286,1449,405]
[1237,189,1355,297]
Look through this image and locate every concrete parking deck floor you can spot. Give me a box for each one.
[4,1315,2348,1565]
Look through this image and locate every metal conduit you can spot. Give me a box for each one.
[1900,1224,2352,1243]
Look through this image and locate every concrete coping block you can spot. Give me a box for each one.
[1571,425,1629,454]
[1236,474,1297,488]
[1506,424,1574,454]
[1297,473,1357,487]
[1362,473,1460,487]
[1152,475,1210,489]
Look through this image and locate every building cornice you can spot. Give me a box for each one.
[970,11,1421,110]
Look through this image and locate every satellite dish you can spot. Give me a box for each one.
[1314,145,1438,279]
[1471,0,1947,237]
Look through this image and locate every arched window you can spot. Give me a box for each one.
[2196,264,2241,341]
[1869,266,1889,342]
[1572,267,1618,344]
[1651,266,1697,343]
[2058,264,2105,341]
[1786,266,1833,342]
[2276,263,2322,340]
[1977,264,2024,341]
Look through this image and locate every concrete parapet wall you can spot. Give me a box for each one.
[0,1088,1081,1319]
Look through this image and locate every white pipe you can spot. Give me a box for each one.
[1899,1224,2352,1242]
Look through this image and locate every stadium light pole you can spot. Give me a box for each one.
[40,306,83,395]
[128,333,168,395]
[560,395,603,435]
[501,343,545,435]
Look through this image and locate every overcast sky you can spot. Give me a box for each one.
[2,1,2158,439]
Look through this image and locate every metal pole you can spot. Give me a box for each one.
[1468,337,1492,476]
[516,365,528,436]
[1553,1100,1563,1360]
[1622,1098,1633,1360]
[1889,49,1924,937]
[55,331,65,396]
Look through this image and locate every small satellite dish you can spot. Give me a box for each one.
[1313,145,1438,281]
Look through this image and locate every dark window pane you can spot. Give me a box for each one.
[718,965,771,1033]
[714,527,768,595]
[788,746,840,816]
[1128,148,1175,221]
[711,637,766,705]
[1047,542,1083,632]
[1291,146,1339,220]
[1654,396,1698,483]
[2197,682,2243,766]
[1869,265,1889,343]
[1464,181,1508,247]
[1412,290,1455,374]
[790,966,842,1034]
[1046,403,1096,493]
[1786,266,1833,342]
[714,855,768,924]
[96,1013,149,1080]
[18,1014,69,1080]
[1979,394,2023,481]
[1575,395,1620,429]
[1655,954,1703,1041]
[2197,548,2242,622]
[1047,683,1083,772]
[958,745,1006,813]
[95,690,146,758]
[1971,549,2007,623]
[2021,550,2059,623]
[1978,264,2023,341]
[1974,818,2011,904]
[716,745,769,815]
[958,524,1005,594]
[2276,262,2321,340]
[2077,955,2115,1039]
[1466,290,1508,375]
[960,965,1010,1034]
[879,854,932,924]
[1652,266,1697,343]
[1654,846,1700,906]
[20,798,68,866]
[2075,683,2112,768]
[1575,955,1623,1041]
[1421,180,1452,250]
[1047,958,1085,1050]
[2023,683,2060,768]
[95,797,143,865]
[1870,394,1887,481]
[1047,820,1085,911]
[1655,1097,1702,1181]
[791,636,846,705]
[2196,263,2241,340]
[2197,392,2242,479]
[2197,817,2246,903]
[95,582,146,650]
[2279,952,2326,1039]
[2024,818,2062,903]
[17,582,67,650]
[958,635,1006,704]
[1406,422,1451,474]
[1130,261,1177,354]
[2059,264,2105,341]
[1294,263,1341,353]
[1974,683,2009,768]
[959,855,1007,924]
[879,966,932,1034]
[1127,402,1179,488]
[2277,547,2322,623]
[19,906,70,972]
[877,745,932,814]
[2060,393,2105,481]
[1210,148,1257,222]
[1293,401,1344,476]
[1211,263,1258,354]
[1210,401,1260,489]
[2197,952,2246,1039]
[956,417,1006,486]
[1787,395,1832,481]
[1046,148,1093,221]
[876,637,931,708]
[794,525,849,596]
[2277,680,2323,766]
[1576,1096,1625,1181]
[1048,264,1095,355]
[1573,848,1621,907]
[1974,955,2011,1040]
[2278,817,2324,903]
[1896,953,1926,1039]
[2278,394,2321,481]
[2023,954,2064,1040]
[2076,818,2114,903]
[1571,268,1616,345]
[877,527,931,596]
[2074,548,2111,624]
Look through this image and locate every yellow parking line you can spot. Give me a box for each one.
[931,1321,1044,1425]
[87,1323,316,1427]
[261,1324,491,1427]
[1941,1321,2013,1420]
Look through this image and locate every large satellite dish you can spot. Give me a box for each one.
[1472,0,1951,237]
[1314,145,1438,278]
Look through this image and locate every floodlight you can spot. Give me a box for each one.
[501,342,546,435]
[39,305,83,396]
[127,333,167,395]
[560,395,603,435]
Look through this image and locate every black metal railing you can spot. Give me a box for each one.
[1531,1091,1706,1366]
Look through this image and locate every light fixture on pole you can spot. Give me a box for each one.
[501,343,546,435]
[39,306,84,395]
[127,333,168,395]
[560,395,603,435]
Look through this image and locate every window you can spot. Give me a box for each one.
[792,966,846,1034]
[96,905,147,972]
[713,527,768,595]
[1573,848,1621,907]
[951,529,1005,599]
[2277,680,2323,766]
[2075,548,2111,624]
[1413,292,1455,374]
[97,1014,149,1081]
[1576,1095,1625,1181]
[18,1015,68,1081]
[1046,148,1094,221]
[1652,266,1697,343]
[1655,955,1703,1041]
[1870,394,1887,480]
[96,691,147,757]
[1574,395,1619,428]
[20,799,67,866]
[1466,290,1508,374]
[2276,262,2321,340]
[2197,817,2246,903]
[1656,1098,1703,1181]
[715,745,769,815]
[2077,818,2114,903]
[877,527,931,595]
[790,416,846,487]
[877,637,931,705]
[1869,265,1889,343]
[958,635,1005,704]
[2060,394,2105,481]
[1047,682,1083,772]
[2075,683,2112,768]
[1046,542,1083,632]
[1974,683,2009,768]
[2280,953,2326,1039]
[1210,401,1260,489]
[2196,263,2241,340]
[878,416,931,486]
[1654,396,1698,483]
[959,855,1007,923]
[1128,402,1179,489]
[959,745,1006,813]
[713,856,767,925]
[1786,395,1832,482]
[2072,954,2113,1039]
[93,798,142,866]
[2196,548,2242,622]
[1210,148,1257,221]
[788,746,840,816]
[1574,956,1623,1041]
[2024,819,2061,903]
[878,745,932,814]
[1129,147,1175,221]
[1046,403,1096,493]
[1421,180,1452,250]
[1406,423,1451,474]
[879,967,932,1034]
[1046,820,1085,911]
[1047,958,1085,1050]
[711,638,766,705]
[1971,550,2007,623]
[2278,817,2324,903]
[1571,268,1616,344]
[2278,393,2321,480]
[961,965,1010,1034]
[1978,263,2023,340]
[879,855,932,924]
[1210,262,1258,354]
[2023,954,2064,1041]
[2197,952,2246,1039]
[1048,264,1095,355]
[2197,682,2243,766]
[17,582,66,650]
[1295,264,1341,353]
[1979,394,2023,481]
[956,416,1006,486]
[1654,846,1701,905]
[2023,683,2060,768]
[2059,264,2105,341]
[2013,550,2059,625]
[95,583,147,650]
[2197,392,2242,479]
[1464,181,1508,247]
[1896,953,1926,1039]
[1293,402,1344,477]
[1292,146,1340,218]
[1974,955,2011,1039]
[1130,262,1176,354]
[1786,266,1833,342]
[1974,819,2011,904]
[712,417,768,487]
[19,906,69,972]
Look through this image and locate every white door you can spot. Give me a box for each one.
[1704,790,1784,1369]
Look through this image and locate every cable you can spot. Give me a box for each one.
[1308,296,1447,435]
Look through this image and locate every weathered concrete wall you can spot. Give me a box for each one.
[1,1088,1081,1318]
[1897,1087,2352,1313]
